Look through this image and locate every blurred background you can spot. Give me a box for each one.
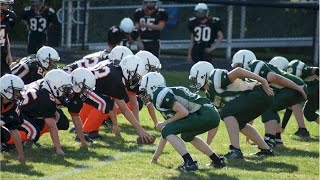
[10,0,319,70]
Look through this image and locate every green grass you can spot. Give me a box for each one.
[1,72,319,180]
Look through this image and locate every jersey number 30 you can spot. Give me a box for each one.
[194,27,211,42]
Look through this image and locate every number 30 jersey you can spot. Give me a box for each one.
[188,16,222,47]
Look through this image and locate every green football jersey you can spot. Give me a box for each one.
[287,60,319,82]
[248,60,271,79]
[152,86,211,119]
[206,69,256,110]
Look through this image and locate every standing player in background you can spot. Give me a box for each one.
[187,3,223,64]
[18,0,59,54]
[0,0,16,76]
[108,17,143,54]
[133,0,168,57]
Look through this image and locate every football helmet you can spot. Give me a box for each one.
[119,55,145,88]
[42,69,73,98]
[119,18,135,34]
[189,61,214,90]
[231,49,256,69]
[135,50,161,73]
[71,67,96,93]
[143,0,158,10]
[30,0,44,9]
[195,3,209,18]
[0,74,24,101]
[36,46,60,69]
[269,56,289,71]
[0,0,14,4]
[139,72,166,100]
[108,46,133,67]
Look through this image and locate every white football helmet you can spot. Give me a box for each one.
[0,0,14,4]
[189,61,214,90]
[119,55,145,88]
[269,56,289,71]
[71,67,96,93]
[42,69,72,98]
[0,74,24,101]
[139,72,166,100]
[108,46,133,67]
[135,50,161,73]
[119,18,135,34]
[231,49,256,69]
[195,3,209,18]
[36,46,60,69]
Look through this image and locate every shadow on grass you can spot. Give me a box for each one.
[273,145,319,158]
[169,172,238,180]
[290,135,319,143]
[0,160,45,177]
[227,159,298,173]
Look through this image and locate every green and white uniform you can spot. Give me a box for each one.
[152,86,220,142]
[287,60,319,122]
[248,60,306,123]
[206,69,273,129]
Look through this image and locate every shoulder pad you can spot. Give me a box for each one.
[24,6,31,11]
[158,8,165,12]
[49,8,55,13]
[212,17,220,21]
[135,8,142,12]
[189,17,196,21]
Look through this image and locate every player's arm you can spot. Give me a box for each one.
[267,72,307,100]
[208,31,223,52]
[70,115,89,147]
[9,129,25,163]
[6,35,13,65]
[108,105,120,136]
[311,67,319,76]
[146,103,159,127]
[141,21,166,31]
[151,136,167,164]
[45,117,65,155]
[128,93,140,123]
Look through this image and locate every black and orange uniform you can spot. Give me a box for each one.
[188,16,222,63]
[11,55,45,84]
[133,7,168,57]
[18,6,59,54]
[108,25,140,53]
[0,9,16,75]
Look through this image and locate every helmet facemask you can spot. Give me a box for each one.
[1,80,24,102]
[189,70,208,93]
[195,10,208,19]
[71,77,93,101]
[125,64,142,89]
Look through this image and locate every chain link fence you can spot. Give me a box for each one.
[10,0,319,66]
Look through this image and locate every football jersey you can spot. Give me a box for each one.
[62,51,107,73]
[206,69,255,110]
[1,97,23,130]
[151,86,210,119]
[108,25,140,51]
[287,60,319,82]
[11,55,45,84]
[57,93,83,116]
[89,61,128,100]
[188,16,222,47]
[18,6,58,34]
[133,8,168,40]
[20,87,57,119]
[268,64,305,88]
[0,10,16,54]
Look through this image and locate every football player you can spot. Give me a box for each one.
[11,46,60,84]
[108,17,142,53]
[133,0,168,57]
[0,74,25,163]
[187,3,223,64]
[140,72,226,172]
[232,50,307,147]
[18,0,59,54]
[190,61,275,159]
[0,0,16,76]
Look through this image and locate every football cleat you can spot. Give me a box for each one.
[177,160,198,172]
[224,145,244,159]
[207,157,227,169]
[253,148,275,157]
[294,128,310,138]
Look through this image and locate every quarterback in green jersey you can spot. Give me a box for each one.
[190,61,274,159]
[140,72,226,172]
[232,50,307,148]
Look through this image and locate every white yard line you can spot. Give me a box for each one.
[42,146,154,180]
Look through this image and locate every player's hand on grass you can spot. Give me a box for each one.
[137,129,154,144]
[156,122,165,132]
[112,125,121,137]
[56,149,65,156]
[151,158,158,164]
[17,154,25,164]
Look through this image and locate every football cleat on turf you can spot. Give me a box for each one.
[177,160,198,172]
[294,128,310,138]
[103,118,113,127]
[69,126,76,133]
[264,136,276,148]
[224,145,244,159]
[75,134,93,143]
[207,157,227,169]
[85,131,104,140]
[275,138,284,146]
[254,148,275,157]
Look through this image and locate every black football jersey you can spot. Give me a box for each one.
[57,93,83,115]
[89,61,128,100]
[1,97,23,130]
[133,8,168,40]
[20,87,57,119]
[0,10,16,54]
[11,55,45,84]
[188,17,222,47]
[18,6,58,34]
[108,25,140,51]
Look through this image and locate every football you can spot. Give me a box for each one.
[136,135,156,145]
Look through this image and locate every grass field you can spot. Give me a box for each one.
[1,71,319,180]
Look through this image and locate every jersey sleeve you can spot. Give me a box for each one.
[133,8,142,23]
[188,18,195,32]
[38,92,57,118]
[63,94,83,116]
[156,88,176,110]
[158,9,168,22]
[48,7,59,25]
[212,17,223,32]
[7,11,17,29]
[111,72,128,100]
